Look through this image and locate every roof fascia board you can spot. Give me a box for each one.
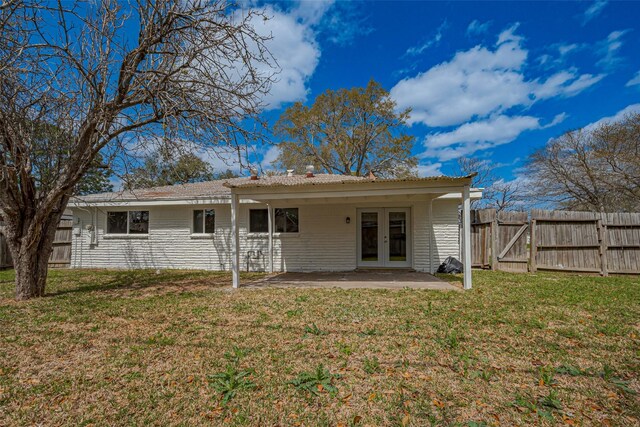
[237,185,467,200]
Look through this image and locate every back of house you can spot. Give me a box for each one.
[69,172,480,276]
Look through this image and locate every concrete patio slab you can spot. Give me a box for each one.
[245,270,460,290]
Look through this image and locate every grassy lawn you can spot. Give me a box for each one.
[0,269,638,426]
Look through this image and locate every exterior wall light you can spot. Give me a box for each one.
[346,217,351,224]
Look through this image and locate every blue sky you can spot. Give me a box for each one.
[225,1,640,181]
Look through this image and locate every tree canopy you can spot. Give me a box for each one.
[0,0,274,299]
[526,113,640,212]
[273,80,417,177]
[124,152,215,190]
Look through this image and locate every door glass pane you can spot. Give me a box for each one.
[361,212,379,261]
[388,211,407,262]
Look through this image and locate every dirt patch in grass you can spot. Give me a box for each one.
[0,269,638,426]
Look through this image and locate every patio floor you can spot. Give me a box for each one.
[245,270,460,290]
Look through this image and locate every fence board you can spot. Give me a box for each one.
[0,224,11,269]
[0,216,72,269]
[471,209,640,275]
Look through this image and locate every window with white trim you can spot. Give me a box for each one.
[193,209,215,234]
[107,211,149,234]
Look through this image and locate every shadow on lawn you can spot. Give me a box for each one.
[46,270,236,297]
[436,273,463,286]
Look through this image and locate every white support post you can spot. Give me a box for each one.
[231,193,240,289]
[267,203,274,273]
[462,185,472,290]
[427,198,434,274]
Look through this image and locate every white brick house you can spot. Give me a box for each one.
[69,172,480,289]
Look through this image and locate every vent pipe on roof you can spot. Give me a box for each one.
[287,169,294,177]
[305,165,315,178]
[249,168,259,180]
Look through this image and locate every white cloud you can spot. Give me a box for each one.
[584,103,640,132]
[249,6,321,110]
[405,21,448,56]
[557,43,579,56]
[466,19,491,36]
[421,115,542,161]
[416,162,443,177]
[596,30,630,69]
[391,25,602,127]
[420,113,567,162]
[290,0,336,26]
[582,1,608,26]
[260,145,281,171]
[626,70,640,87]
[533,71,605,99]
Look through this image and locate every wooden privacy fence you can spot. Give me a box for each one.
[530,210,640,275]
[470,209,640,275]
[470,209,529,273]
[0,224,11,269]
[0,215,73,270]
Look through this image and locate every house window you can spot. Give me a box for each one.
[249,208,300,233]
[193,209,215,234]
[249,209,268,233]
[275,208,299,233]
[107,211,149,234]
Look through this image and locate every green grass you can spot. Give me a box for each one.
[0,268,638,426]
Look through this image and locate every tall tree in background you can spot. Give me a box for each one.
[0,1,274,299]
[274,80,417,177]
[76,153,114,195]
[456,158,522,212]
[526,113,640,212]
[124,152,215,190]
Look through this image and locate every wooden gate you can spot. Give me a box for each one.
[471,210,529,272]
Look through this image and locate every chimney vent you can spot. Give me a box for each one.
[305,165,315,178]
[287,169,294,177]
[249,168,259,180]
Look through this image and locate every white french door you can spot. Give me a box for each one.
[357,208,411,268]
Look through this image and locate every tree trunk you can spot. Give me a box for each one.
[14,244,51,300]
[4,197,68,301]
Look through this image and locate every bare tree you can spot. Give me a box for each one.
[526,113,640,212]
[0,1,275,299]
[456,158,521,211]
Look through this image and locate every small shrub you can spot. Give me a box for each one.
[224,346,249,363]
[304,323,327,336]
[555,364,584,376]
[538,367,557,386]
[538,389,562,410]
[286,309,302,317]
[289,364,341,397]
[336,341,354,356]
[363,356,381,374]
[208,366,256,404]
[357,328,380,337]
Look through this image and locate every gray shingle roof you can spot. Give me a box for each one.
[72,173,474,203]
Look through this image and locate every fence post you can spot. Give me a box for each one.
[597,216,608,277]
[491,218,498,271]
[529,218,537,273]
